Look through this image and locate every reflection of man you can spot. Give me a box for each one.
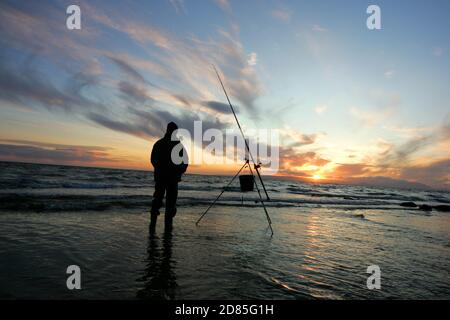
[136,230,176,299]
[150,122,188,231]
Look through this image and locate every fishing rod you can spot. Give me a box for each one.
[195,65,273,235]
[211,64,270,201]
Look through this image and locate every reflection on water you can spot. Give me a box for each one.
[136,226,177,300]
[302,213,323,272]
[299,210,344,299]
[0,205,449,299]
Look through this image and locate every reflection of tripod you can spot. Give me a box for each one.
[195,159,274,236]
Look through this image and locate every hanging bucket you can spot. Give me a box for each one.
[239,175,254,192]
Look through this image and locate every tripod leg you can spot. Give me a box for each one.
[260,198,273,236]
[254,166,270,201]
[196,161,248,226]
[248,165,274,236]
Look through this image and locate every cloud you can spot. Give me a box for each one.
[247,52,257,66]
[376,138,394,156]
[280,128,320,147]
[88,112,162,140]
[296,27,337,66]
[328,118,450,188]
[278,147,330,177]
[118,81,154,104]
[312,24,327,32]
[124,23,173,50]
[86,4,263,114]
[348,91,401,128]
[0,140,121,167]
[270,129,328,177]
[0,2,262,145]
[399,158,450,189]
[0,2,101,69]
[289,134,318,147]
[107,56,146,83]
[0,57,103,113]
[106,56,158,105]
[315,105,327,115]
[88,7,173,50]
[215,0,231,12]
[377,118,450,166]
[381,136,431,164]
[202,100,236,114]
[105,52,170,79]
[271,8,292,22]
[88,107,229,141]
[332,163,370,179]
[383,125,432,138]
[199,30,263,113]
[331,159,450,189]
[170,93,192,107]
[384,69,395,79]
[349,106,394,127]
[169,0,187,15]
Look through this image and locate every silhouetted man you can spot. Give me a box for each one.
[150,122,188,231]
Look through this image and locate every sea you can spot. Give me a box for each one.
[0,161,449,299]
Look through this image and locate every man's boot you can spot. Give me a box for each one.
[150,212,158,234]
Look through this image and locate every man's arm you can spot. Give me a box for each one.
[173,143,188,180]
[179,145,188,174]
[150,141,160,169]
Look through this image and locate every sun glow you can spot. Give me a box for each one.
[312,174,322,180]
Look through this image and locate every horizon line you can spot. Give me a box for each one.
[1,159,446,192]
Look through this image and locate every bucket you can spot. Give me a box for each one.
[239,175,254,192]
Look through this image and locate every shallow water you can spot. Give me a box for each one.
[0,162,449,299]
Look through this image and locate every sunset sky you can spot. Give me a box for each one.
[0,0,449,189]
